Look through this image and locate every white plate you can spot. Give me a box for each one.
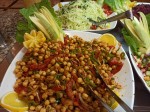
[53,2,117,33]
[129,47,150,92]
[0,31,134,112]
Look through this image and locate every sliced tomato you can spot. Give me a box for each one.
[29,64,38,70]
[66,79,74,100]
[14,84,27,94]
[52,85,62,92]
[90,25,97,30]
[74,93,79,106]
[95,51,101,59]
[71,72,78,82]
[38,63,47,70]
[102,4,113,16]
[108,57,123,75]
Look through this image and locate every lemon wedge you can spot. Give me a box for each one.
[98,33,118,47]
[23,30,46,49]
[0,91,28,112]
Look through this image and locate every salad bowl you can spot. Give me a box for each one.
[53,2,117,33]
[129,47,150,93]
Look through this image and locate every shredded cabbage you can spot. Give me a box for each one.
[56,0,109,30]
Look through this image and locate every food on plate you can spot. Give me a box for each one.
[56,0,109,30]
[12,33,124,111]
[122,12,150,86]
[0,91,28,112]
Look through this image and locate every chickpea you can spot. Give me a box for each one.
[41,85,47,90]
[77,77,83,83]
[30,106,35,110]
[29,95,34,100]
[51,59,56,65]
[144,76,150,81]
[44,100,50,105]
[59,68,64,73]
[48,75,54,80]
[40,108,46,112]
[35,105,42,111]
[81,61,85,66]
[51,71,56,75]
[49,97,56,103]
[20,62,25,66]
[82,93,88,99]
[84,66,89,70]
[35,74,40,79]
[23,80,28,87]
[61,106,67,112]
[95,78,101,85]
[55,80,60,85]
[33,52,38,56]
[78,87,84,93]
[40,48,45,53]
[64,66,70,71]
[38,56,43,61]
[69,105,74,110]
[66,73,71,78]
[55,63,60,68]
[61,75,66,80]
[42,93,48,99]
[87,74,92,79]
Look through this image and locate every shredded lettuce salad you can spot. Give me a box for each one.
[56,0,109,30]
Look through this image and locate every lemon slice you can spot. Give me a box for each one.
[23,30,46,49]
[0,91,28,112]
[98,33,118,46]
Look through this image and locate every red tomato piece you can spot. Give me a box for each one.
[66,79,74,100]
[108,57,123,75]
[90,25,97,30]
[74,93,79,106]
[52,85,62,92]
[14,84,27,94]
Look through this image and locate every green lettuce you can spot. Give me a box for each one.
[122,13,150,55]
[104,0,132,13]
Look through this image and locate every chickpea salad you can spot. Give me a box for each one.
[13,34,125,112]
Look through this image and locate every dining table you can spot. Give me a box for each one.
[0,0,150,112]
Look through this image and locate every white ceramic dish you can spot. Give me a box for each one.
[127,2,150,92]
[53,2,117,33]
[0,31,134,112]
[129,47,150,92]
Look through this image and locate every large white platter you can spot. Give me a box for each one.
[0,31,134,112]
[53,2,117,33]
